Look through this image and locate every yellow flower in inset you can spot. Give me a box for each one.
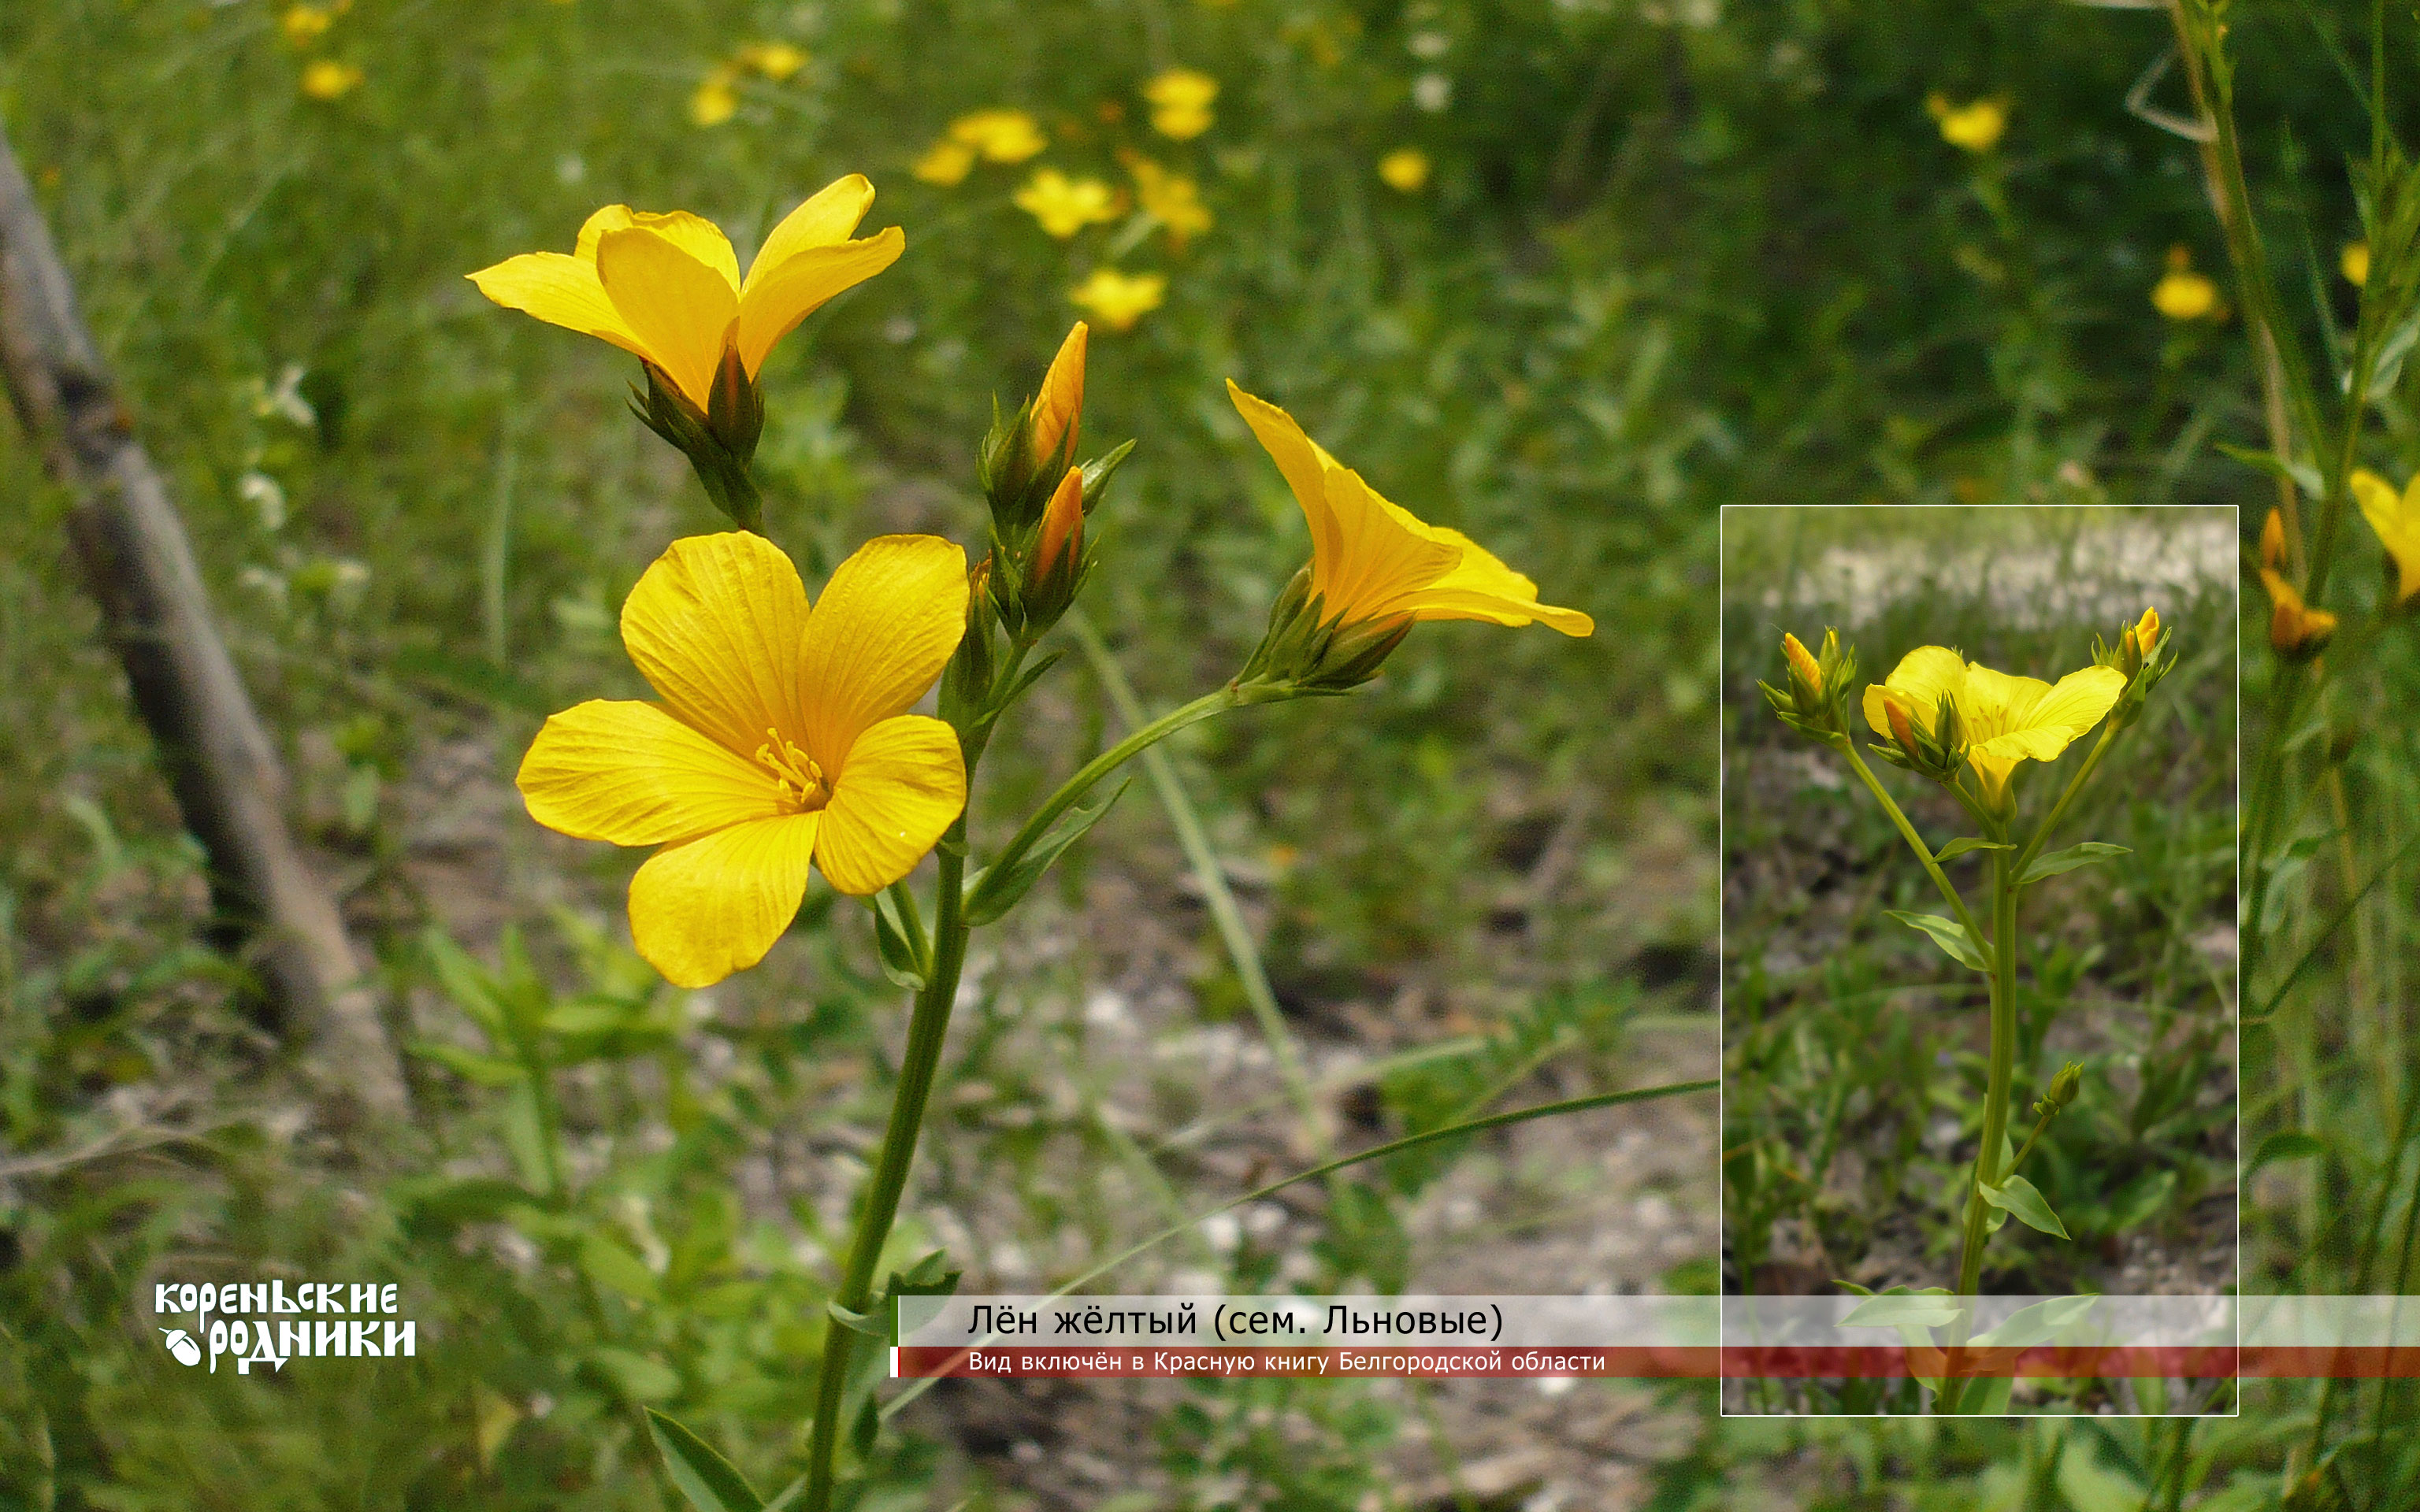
[467,176,905,415]
[1378,148,1431,193]
[1144,69,1218,139]
[2153,245,2220,321]
[949,109,1048,164]
[1015,169,1120,238]
[735,42,807,82]
[2350,468,2420,604]
[692,69,740,128]
[1227,380,1594,637]
[2344,241,2372,288]
[1068,268,1164,332]
[300,59,362,100]
[1129,160,1211,250]
[1927,92,2009,154]
[2261,569,2337,658]
[913,140,978,187]
[518,532,969,988]
[1861,647,2125,811]
[281,4,333,46]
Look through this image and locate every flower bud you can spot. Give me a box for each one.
[2262,568,2337,660]
[1886,697,1921,761]
[2260,507,2287,572]
[1233,565,1414,698]
[1783,632,1822,699]
[2032,1060,2084,1119]
[980,322,1090,532]
[941,554,1000,735]
[1015,467,1089,632]
[629,354,766,531]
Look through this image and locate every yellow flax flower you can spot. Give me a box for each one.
[2153,246,2220,321]
[2262,569,2337,658]
[518,532,969,988]
[950,109,1049,164]
[1227,380,1593,636]
[2350,468,2420,604]
[691,69,740,128]
[281,5,334,46]
[467,176,905,416]
[1378,148,1431,193]
[913,140,978,186]
[1068,268,1165,332]
[300,59,362,100]
[1015,169,1120,238]
[1129,160,1212,249]
[735,42,807,82]
[1861,647,2125,812]
[1927,92,2009,154]
[1144,69,1218,139]
[2344,241,2372,288]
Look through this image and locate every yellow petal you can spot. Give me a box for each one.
[2353,468,2399,531]
[796,535,968,770]
[518,699,782,846]
[1958,664,2051,743]
[812,714,967,895]
[1866,646,1968,738]
[742,175,875,295]
[1312,461,1461,622]
[620,533,809,759]
[625,210,741,290]
[1228,381,1350,580]
[596,228,740,411]
[732,227,905,376]
[573,204,639,262]
[628,814,820,987]
[2017,664,2126,744]
[466,252,649,361]
[1389,525,1590,635]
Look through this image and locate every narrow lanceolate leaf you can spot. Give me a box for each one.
[1934,836,2013,862]
[646,1408,765,1512]
[869,891,927,991]
[1884,910,1988,973]
[962,780,1130,926]
[1839,1288,1965,1330]
[2249,1129,2329,1172]
[1979,1172,2070,1240]
[1969,1293,2097,1351]
[2017,842,2130,888]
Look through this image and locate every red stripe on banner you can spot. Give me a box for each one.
[893,1345,2420,1380]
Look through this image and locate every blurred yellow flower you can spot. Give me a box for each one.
[2262,569,2337,658]
[735,42,807,81]
[1129,160,1211,249]
[1069,268,1166,332]
[299,60,362,100]
[2344,241,2372,287]
[1227,380,1594,637]
[1927,92,2009,154]
[1378,147,1431,192]
[1862,647,2124,813]
[518,532,969,987]
[1016,169,1120,238]
[2350,468,2420,604]
[691,69,740,128]
[281,5,333,46]
[468,175,905,414]
[1144,69,1218,139]
[949,109,1048,164]
[913,140,978,187]
[2152,245,2220,321]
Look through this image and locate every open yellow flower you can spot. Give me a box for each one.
[949,109,1048,164]
[300,59,362,100]
[2262,569,2338,657]
[1144,69,1218,139]
[1068,269,1164,331]
[1861,647,2125,809]
[518,532,969,988]
[2153,246,2220,322]
[467,175,904,415]
[1129,160,1212,250]
[1227,380,1592,636]
[1015,169,1120,238]
[2350,468,2420,604]
[1927,92,2008,154]
[1378,148,1431,193]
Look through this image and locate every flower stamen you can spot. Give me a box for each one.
[755,728,829,813]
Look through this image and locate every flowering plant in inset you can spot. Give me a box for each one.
[1762,610,2176,1412]
[473,176,1594,1506]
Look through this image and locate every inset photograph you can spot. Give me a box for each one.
[1720,506,2239,1415]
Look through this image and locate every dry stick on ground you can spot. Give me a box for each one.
[0,125,407,1125]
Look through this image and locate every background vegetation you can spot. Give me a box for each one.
[0,0,2412,1506]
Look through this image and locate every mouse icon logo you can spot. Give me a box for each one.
[160,1328,202,1366]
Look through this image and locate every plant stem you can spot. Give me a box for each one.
[1941,852,2020,1412]
[1836,740,1991,954]
[804,830,971,1512]
[2014,721,2118,881]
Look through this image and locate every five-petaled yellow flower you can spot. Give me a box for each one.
[1144,69,1218,139]
[1129,160,1212,250]
[2261,569,2337,658]
[1227,381,1593,637]
[1068,269,1165,332]
[467,176,904,416]
[1015,169,1120,239]
[1861,647,2125,811]
[518,532,971,988]
[952,109,1048,163]
[1928,93,2008,154]
[2351,468,2420,604]
[1379,148,1431,193]
[2153,246,2221,322]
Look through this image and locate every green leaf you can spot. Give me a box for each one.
[1969,1293,2097,1350]
[585,1347,680,1403]
[868,891,927,992]
[423,928,508,1037]
[2215,442,2325,500]
[390,1176,536,1232]
[2251,1130,2329,1172]
[1884,910,1988,972]
[581,1233,662,1302]
[1978,1172,2070,1240]
[1935,836,2013,862]
[1950,1372,2014,1415]
[406,1040,525,1087]
[2017,842,2131,888]
[645,1409,766,1512]
[826,1299,888,1340]
[1839,1288,1965,1329]
[963,780,1131,927]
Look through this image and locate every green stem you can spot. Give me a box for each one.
[2013,721,2119,882]
[1942,853,2020,1412]
[1837,740,1991,953]
[804,832,971,1512]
